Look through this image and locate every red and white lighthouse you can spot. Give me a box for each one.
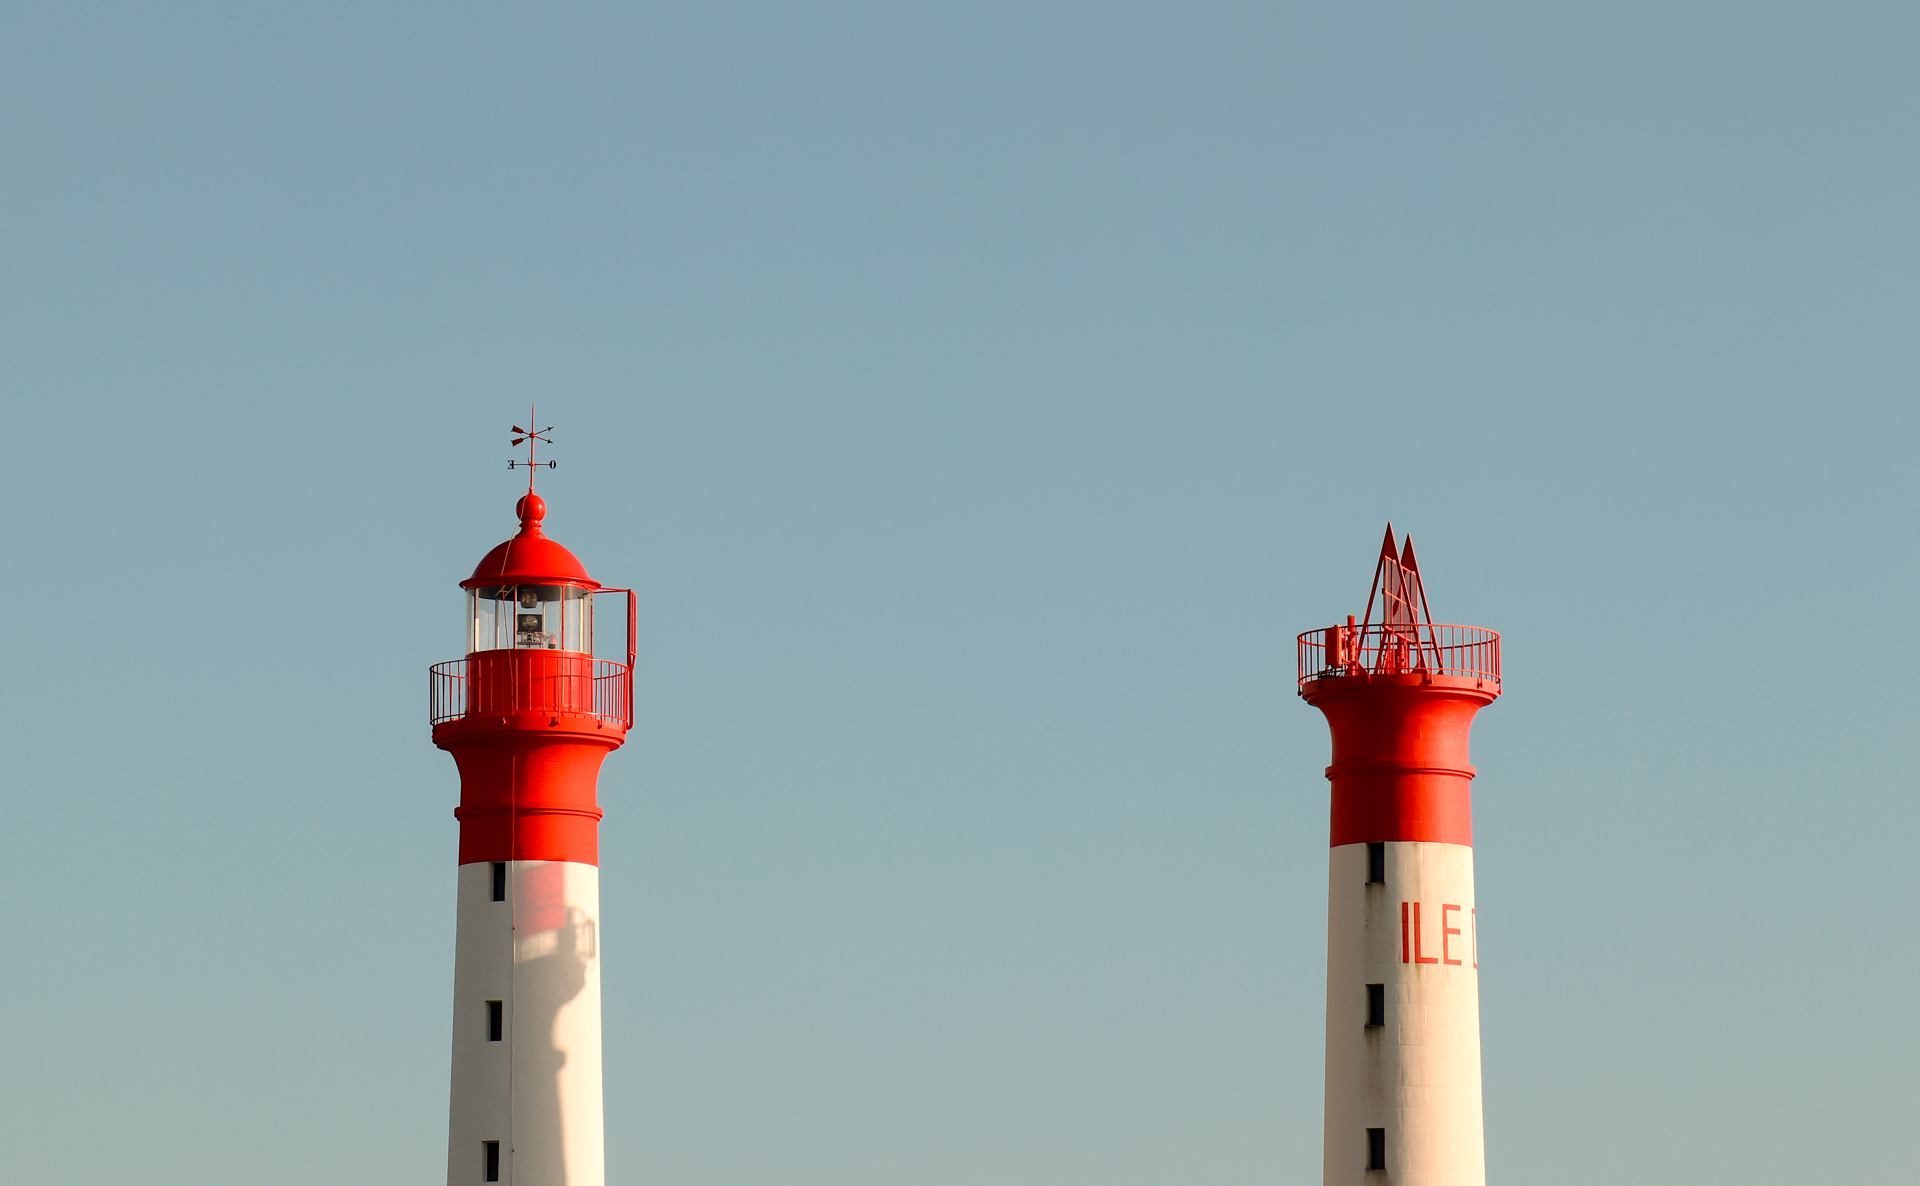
[430,425,635,1186]
[1297,528,1502,1185]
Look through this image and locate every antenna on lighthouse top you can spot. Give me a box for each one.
[508,405,556,494]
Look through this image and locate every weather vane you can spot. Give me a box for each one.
[508,406,556,492]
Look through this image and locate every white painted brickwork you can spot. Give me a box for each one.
[448,860,605,1186]
[1324,841,1483,1186]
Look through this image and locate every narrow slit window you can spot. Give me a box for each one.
[483,1140,501,1182]
[1366,842,1385,885]
[490,862,507,902]
[1367,1127,1386,1171]
[486,1000,504,1042]
[1365,983,1384,1028]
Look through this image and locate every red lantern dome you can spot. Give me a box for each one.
[461,493,596,590]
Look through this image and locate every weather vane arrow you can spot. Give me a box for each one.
[507,405,556,492]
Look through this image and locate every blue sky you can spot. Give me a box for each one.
[3,3,1915,1183]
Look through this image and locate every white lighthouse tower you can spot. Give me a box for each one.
[1297,528,1502,1185]
[430,422,636,1185]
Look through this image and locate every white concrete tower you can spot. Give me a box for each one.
[430,422,636,1186]
[1297,528,1502,1185]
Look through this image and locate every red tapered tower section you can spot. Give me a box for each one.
[430,421,635,1186]
[1298,527,1501,1186]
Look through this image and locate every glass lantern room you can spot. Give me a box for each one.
[468,583,593,654]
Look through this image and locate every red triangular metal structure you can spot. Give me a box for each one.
[1356,524,1441,674]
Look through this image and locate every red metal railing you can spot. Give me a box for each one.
[430,654,634,728]
[1296,623,1500,689]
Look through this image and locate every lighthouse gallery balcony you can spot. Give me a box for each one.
[430,652,633,729]
[1297,622,1500,690]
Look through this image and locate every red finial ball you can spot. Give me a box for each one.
[516,493,547,530]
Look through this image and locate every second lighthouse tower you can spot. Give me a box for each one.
[430,424,636,1186]
[1297,528,1502,1186]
